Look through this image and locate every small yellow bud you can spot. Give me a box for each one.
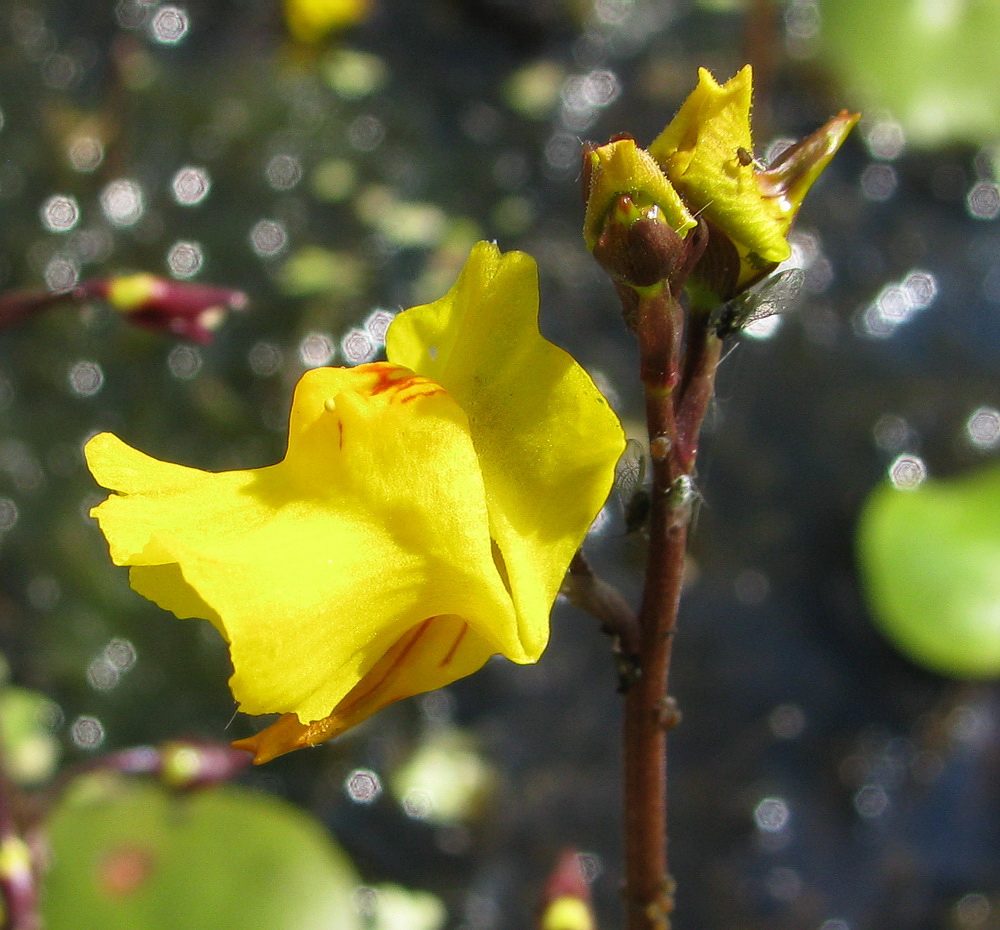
[582,137,696,251]
[541,896,596,930]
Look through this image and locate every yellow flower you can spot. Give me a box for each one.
[284,0,371,44]
[649,66,858,292]
[86,243,625,763]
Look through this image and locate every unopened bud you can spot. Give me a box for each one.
[582,137,695,254]
[80,274,248,343]
[540,850,595,930]
[592,195,688,290]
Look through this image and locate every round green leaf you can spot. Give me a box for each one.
[858,462,1000,678]
[0,686,61,786]
[819,0,1000,148]
[42,777,362,930]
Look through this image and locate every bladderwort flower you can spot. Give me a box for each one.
[584,65,858,301]
[86,242,625,763]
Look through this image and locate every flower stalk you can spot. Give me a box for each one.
[581,65,856,928]
[624,287,720,929]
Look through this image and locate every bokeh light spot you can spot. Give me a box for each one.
[347,115,385,152]
[345,768,382,804]
[853,783,889,819]
[954,892,992,927]
[0,499,18,531]
[105,638,137,671]
[860,163,898,202]
[298,332,336,367]
[858,270,937,337]
[249,219,288,257]
[87,657,120,692]
[967,181,1000,220]
[68,361,104,397]
[402,788,433,820]
[68,136,104,173]
[341,329,376,365]
[544,132,580,172]
[100,179,145,227]
[150,5,189,44]
[40,195,80,232]
[768,704,806,740]
[966,406,1000,449]
[753,797,791,833]
[171,166,210,205]
[265,154,302,191]
[865,119,906,160]
[167,240,203,278]
[248,341,283,377]
[364,308,395,343]
[71,715,105,750]
[888,454,927,490]
[167,344,202,380]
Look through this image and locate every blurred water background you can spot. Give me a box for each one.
[1,1,999,928]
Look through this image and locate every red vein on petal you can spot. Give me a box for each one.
[332,617,437,717]
[440,621,469,667]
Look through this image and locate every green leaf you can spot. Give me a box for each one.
[389,727,495,826]
[819,0,1000,148]
[0,686,61,786]
[42,776,362,930]
[858,462,1000,678]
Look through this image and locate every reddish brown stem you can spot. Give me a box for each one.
[675,321,723,473]
[0,289,68,330]
[622,289,720,930]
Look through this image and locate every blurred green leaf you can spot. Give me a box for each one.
[390,727,495,826]
[819,0,1000,148]
[279,246,367,299]
[42,777,362,930]
[0,685,61,786]
[368,883,446,930]
[858,463,1000,678]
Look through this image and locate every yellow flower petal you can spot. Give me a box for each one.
[87,363,519,725]
[386,242,626,660]
[233,613,492,763]
[582,138,696,250]
[649,65,792,267]
[284,0,370,43]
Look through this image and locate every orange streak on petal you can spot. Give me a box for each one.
[362,362,446,404]
[332,617,434,717]
[233,616,448,764]
[440,622,468,667]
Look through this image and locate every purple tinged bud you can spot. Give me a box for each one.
[79,274,248,344]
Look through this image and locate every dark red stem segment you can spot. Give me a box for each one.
[0,751,38,930]
[0,288,70,330]
[622,288,721,930]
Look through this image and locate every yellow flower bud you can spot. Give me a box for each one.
[582,137,696,251]
[650,66,858,293]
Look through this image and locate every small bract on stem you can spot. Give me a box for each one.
[580,65,856,929]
